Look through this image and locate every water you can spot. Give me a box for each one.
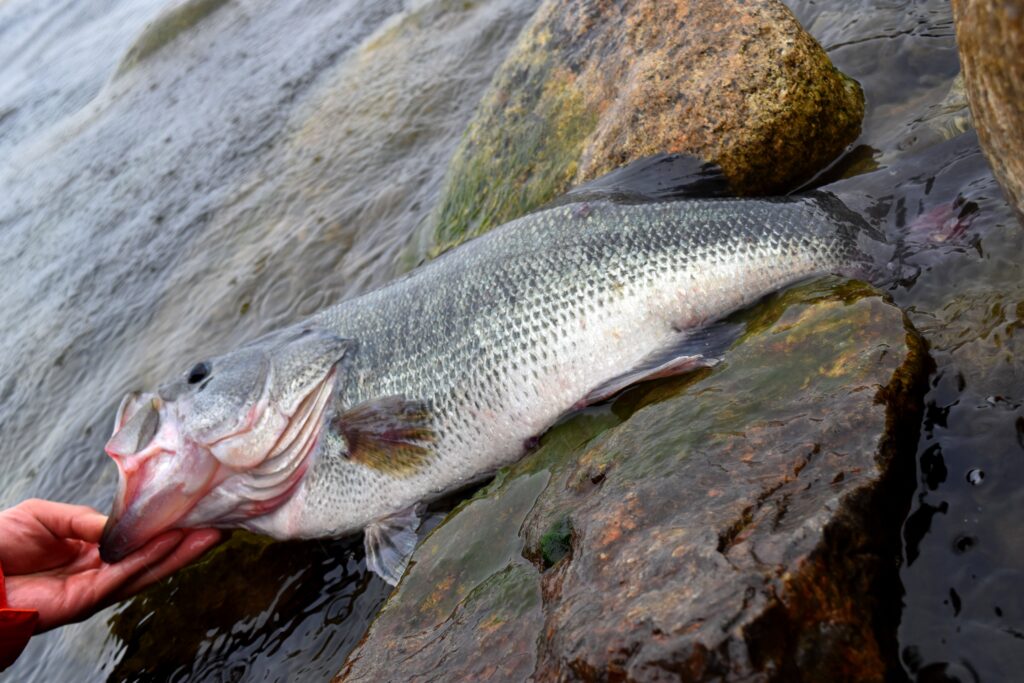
[0,0,1020,680]
[0,0,540,678]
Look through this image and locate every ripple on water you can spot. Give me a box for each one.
[0,0,541,680]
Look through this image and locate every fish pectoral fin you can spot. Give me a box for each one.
[577,320,745,407]
[334,395,436,476]
[364,504,423,586]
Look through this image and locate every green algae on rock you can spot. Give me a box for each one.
[337,281,927,682]
[419,0,864,258]
[340,474,549,682]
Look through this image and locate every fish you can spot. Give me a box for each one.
[99,157,890,585]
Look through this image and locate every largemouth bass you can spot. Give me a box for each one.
[99,179,886,584]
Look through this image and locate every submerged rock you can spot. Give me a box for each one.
[952,0,1024,219]
[419,0,864,257]
[338,282,927,682]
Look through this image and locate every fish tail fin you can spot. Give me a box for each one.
[815,133,984,287]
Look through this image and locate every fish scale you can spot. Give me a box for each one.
[268,194,874,540]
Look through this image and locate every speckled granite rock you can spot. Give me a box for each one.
[952,0,1024,219]
[419,0,864,258]
[338,281,927,682]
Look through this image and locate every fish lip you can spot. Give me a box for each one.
[99,514,145,563]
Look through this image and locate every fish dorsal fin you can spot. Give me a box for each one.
[364,504,423,586]
[333,395,436,476]
[578,321,745,407]
[546,153,732,210]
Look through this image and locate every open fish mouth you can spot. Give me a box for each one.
[99,367,337,563]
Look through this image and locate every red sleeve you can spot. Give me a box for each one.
[0,560,39,671]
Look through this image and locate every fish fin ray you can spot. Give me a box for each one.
[545,153,731,209]
[364,504,423,586]
[334,395,437,476]
[577,321,745,407]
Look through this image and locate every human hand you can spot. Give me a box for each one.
[0,499,220,632]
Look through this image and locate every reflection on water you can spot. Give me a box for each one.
[828,131,1024,683]
[107,535,383,682]
[0,0,1021,680]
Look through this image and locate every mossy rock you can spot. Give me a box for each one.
[419,0,864,260]
[953,0,1024,218]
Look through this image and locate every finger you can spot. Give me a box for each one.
[22,499,108,543]
[114,529,222,599]
[89,530,184,598]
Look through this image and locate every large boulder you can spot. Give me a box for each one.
[418,0,864,259]
[338,282,927,682]
[952,0,1024,219]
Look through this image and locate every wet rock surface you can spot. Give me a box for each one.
[339,282,928,682]
[952,0,1024,219]
[418,0,864,258]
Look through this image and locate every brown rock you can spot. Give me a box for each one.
[338,282,927,682]
[423,0,864,256]
[952,0,1024,219]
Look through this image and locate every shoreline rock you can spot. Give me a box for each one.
[952,0,1024,220]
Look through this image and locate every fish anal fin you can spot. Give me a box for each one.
[577,320,745,407]
[364,504,423,586]
[334,395,436,476]
[579,355,707,408]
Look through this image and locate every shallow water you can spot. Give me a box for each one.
[0,0,1020,681]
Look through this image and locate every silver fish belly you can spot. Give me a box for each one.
[99,193,878,584]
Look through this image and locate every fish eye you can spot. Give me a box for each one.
[187,361,212,385]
